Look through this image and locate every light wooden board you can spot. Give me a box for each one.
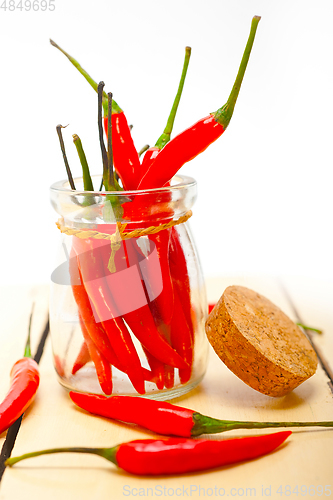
[0,277,332,500]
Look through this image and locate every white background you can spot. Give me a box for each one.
[0,0,333,285]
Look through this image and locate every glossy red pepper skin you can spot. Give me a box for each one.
[0,357,40,435]
[103,113,140,190]
[72,341,91,375]
[139,146,160,183]
[169,227,194,340]
[96,231,186,370]
[169,287,193,384]
[132,228,174,326]
[115,432,292,475]
[69,247,124,370]
[73,236,146,394]
[208,303,216,314]
[70,243,158,387]
[138,115,223,189]
[78,313,113,395]
[69,392,195,437]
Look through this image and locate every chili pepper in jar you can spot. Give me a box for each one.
[69,393,333,437]
[97,228,188,369]
[137,16,261,190]
[71,341,90,375]
[78,313,113,395]
[72,236,146,394]
[69,250,156,387]
[169,227,195,337]
[5,431,291,475]
[0,308,40,436]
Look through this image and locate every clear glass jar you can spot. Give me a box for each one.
[50,174,209,400]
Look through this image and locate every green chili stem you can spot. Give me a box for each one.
[214,15,261,129]
[5,446,118,467]
[155,46,191,150]
[297,323,323,334]
[72,134,94,191]
[138,144,150,157]
[50,39,121,116]
[24,303,34,358]
[56,125,76,190]
[191,413,333,436]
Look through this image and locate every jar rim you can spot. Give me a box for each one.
[50,174,196,195]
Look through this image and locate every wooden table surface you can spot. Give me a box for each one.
[0,276,332,499]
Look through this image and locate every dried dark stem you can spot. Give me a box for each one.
[56,125,75,190]
[98,82,109,190]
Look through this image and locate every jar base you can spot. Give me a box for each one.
[56,371,205,401]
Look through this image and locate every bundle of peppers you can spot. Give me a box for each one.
[53,16,261,395]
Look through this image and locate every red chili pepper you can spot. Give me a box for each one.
[70,392,194,437]
[114,432,291,475]
[142,347,165,390]
[72,341,91,375]
[95,228,187,370]
[140,229,175,326]
[103,113,140,190]
[5,431,292,475]
[69,393,333,437]
[70,239,158,388]
[73,236,146,394]
[139,146,160,180]
[78,313,113,395]
[169,227,194,341]
[169,287,193,384]
[137,16,260,190]
[208,303,216,314]
[0,314,40,436]
[69,246,124,369]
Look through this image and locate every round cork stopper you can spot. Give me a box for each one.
[205,285,318,397]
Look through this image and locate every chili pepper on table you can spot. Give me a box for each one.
[69,392,333,437]
[50,39,140,190]
[0,309,40,436]
[137,16,261,190]
[5,431,291,475]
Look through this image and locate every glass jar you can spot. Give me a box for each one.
[50,174,209,400]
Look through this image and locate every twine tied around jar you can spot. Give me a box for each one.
[56,210,192,273]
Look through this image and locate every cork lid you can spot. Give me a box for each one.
[205,285,318,397]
